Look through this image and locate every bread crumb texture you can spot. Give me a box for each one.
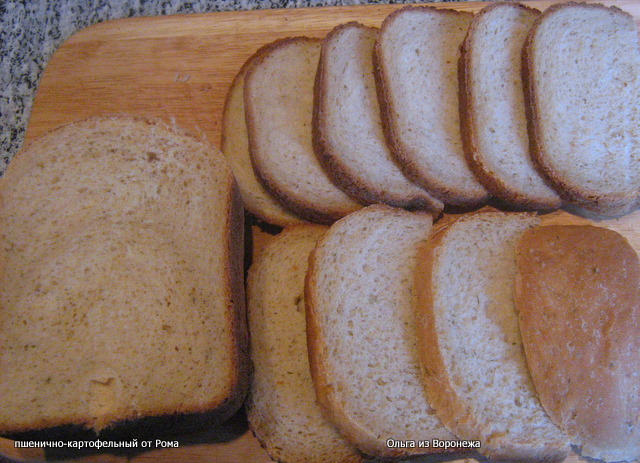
[528,3,640,215]
[419,212,570,462]
[307,205,455,458]
[0,116,244,433]
[246,224,362,463]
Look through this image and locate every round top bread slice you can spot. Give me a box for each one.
[222,45,305,227]
[460,2,561,211]
[515,225,640,462]
[313,22,443,213]
[375,6,489,207]
[0,116,248,434]
[246,224,363,463]
[522,2,640,216]
[305,204,458,459]
[414,212,571,462]
[245,37,362,224]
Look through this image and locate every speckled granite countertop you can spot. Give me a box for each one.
[0,0,483,175]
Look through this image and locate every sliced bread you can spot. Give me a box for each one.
[515,225,640,462]
[460,3,561,211]
[245,37,362,224]
[0,116,248,434]
[414,212,571,462]
[305,205,457,459]
[522,2,640,216]
[375,6,489,207]
[246,224,363,463]
[221,45,305,227]
[313,22,443,213]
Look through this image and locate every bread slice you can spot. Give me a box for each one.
[0,116,248,434]
[245,37,362,224]
[523,2,640,216]
[313,22,443,213]
[246,225,363,463]
[305,205,457,459]
[375,6,489,207]
[515,225,640,462]
[414,212,571,462]
[222,45,305,227]
[460,3,561,211]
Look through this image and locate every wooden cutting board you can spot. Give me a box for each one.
[3,1,640,462]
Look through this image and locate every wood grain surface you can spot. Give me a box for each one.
[3,1,640,462]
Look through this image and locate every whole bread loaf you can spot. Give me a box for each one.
[0,116,248,434]
[414,211,571,462]
[515,225,640,462]
[246,224,363,463]
[523,2,640,216]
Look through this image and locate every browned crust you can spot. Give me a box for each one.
[458,2,562,211]
[375,6,489,208]
[220,43,306,227]
[522,2,639,217]
[313,21,443,213]
[0,116,249,435]
[245,36,360,225]
[515,225,640,461]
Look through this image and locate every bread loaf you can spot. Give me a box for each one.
[515,225,640,462]
[0,116,248,434]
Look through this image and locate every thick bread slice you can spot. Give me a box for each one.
[246,225,363,463]
[245,37,362,225]
[460,3,561,211]
[523,3,640,216]
[375,6,489,207]
[222,45,305,227]
[313,22,443,213]
[515,225,640,462]
[0,116,248,434]
[305,205,457,459]
[414,212,571,462]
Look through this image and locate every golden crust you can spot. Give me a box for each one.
[515,225,640,461]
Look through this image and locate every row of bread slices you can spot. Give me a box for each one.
[245,205,640,463]
[222,1,640,227]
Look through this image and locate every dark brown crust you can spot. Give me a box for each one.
[245,36,361,225]
[458,2,562,211]
[522,2,639,217]
[0,116,249,435]
[375,6,489,208]
[515,225,640,461]
[313,21,443,213]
